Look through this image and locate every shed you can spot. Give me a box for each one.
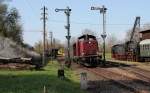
[140,30,150,40]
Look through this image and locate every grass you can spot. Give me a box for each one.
[0,61,86,93]
[105,53,112,60]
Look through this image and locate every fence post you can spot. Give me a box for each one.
[80,72,88,89]
[58,64,65,79]
[43,85,46,93]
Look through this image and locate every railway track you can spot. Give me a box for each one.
[85,67,150,93]
[106,59,150,83]
[119,66,150,83]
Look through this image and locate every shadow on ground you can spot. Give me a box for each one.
[87,79,150,93]
[98,61,131,68]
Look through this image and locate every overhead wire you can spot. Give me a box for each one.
[24,0,39,16]
[23,0,46,33]
[23,0,145,26]
[24,30,42,32]
[48,19,145,26]
[22,0,146,33]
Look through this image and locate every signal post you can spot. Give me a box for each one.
[55,7,72,68]
[91,5,107,66]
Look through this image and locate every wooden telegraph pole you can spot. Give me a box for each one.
[49,31,53,62]
[41,6,48,66]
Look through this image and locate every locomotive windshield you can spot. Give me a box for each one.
[78,34,96,41]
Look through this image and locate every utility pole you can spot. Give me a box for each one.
[46,32,48,51]
[91,5,107,66]
[49,32,53,50]
[41,6,48,66]
[53,38,55,49]
[53,38,56,59]
[55,7,72,68]
[49,31,53,61]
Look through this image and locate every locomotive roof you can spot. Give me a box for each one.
[78,34,96,39]
[140,39,150,45]
[125,40,137,44]
[112,44,125,47]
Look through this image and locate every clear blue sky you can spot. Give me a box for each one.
[8,0,150,46]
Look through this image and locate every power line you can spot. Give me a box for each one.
[24,0,39,16]
[24,31,42,32]
[23,0,146,27]
[23,31,42,32]
[25,0,34,10]
[48,19,145,26]
[22,0,148,27]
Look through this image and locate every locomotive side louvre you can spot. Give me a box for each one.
[73,40,81,56]
[79,41,84,56]
[73,43,76,56]
[76,40,80,56]
[73,40,81,62]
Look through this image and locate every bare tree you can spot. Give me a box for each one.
[125,27,140,42]
[34,38,63,54]
[105,34,120,53]
[34,40,43,54]
[63,36,76,56]
[82,29,97,36]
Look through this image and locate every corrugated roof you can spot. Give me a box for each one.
[139,39,150,45]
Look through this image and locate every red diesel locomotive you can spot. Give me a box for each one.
[73,34,102,66]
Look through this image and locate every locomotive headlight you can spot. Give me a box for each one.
[97,52,99,55]
[82,52,85,55]
[89,41,91,44]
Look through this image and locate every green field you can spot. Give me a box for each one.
[105,53,112,60]
[0,61,86,93]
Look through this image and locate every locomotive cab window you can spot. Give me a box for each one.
[89,38,95,41]
[146,45,148,50]
[143,45,145,50]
